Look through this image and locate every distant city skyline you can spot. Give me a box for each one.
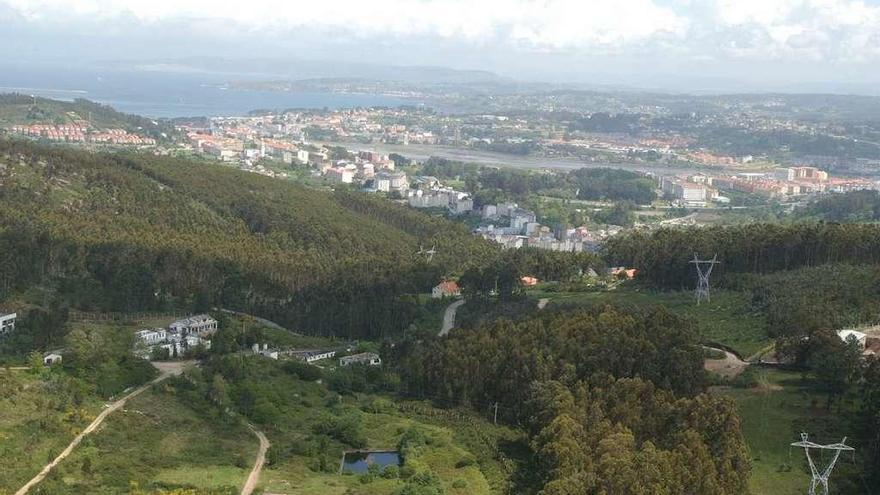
[3,0,880,94]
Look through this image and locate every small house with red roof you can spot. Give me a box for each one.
[432,280,461,299]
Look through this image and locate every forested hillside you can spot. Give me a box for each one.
[397,306,750,494]
[0,139,495,340]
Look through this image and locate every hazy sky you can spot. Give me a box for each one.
[3,0,880,92]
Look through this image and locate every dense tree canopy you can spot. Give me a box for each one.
[397,306,749,494]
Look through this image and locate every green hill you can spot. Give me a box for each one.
[0,94,176,140]
[0,139,494,340]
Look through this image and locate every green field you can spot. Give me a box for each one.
[715,368,863,495]
[529,286,770,357]
[34,384,254,494]
[0,370,104,494]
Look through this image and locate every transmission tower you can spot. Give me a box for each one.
[791,433,854,495]
[416,245,437,262]
[689,254,720,305]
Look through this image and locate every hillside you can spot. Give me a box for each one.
[0,94,176,140]
[0,139,494,341]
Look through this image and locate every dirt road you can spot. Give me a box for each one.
[703,347,749,379]
[439,299,465,336]
[15,361,190,495]
[241,425,270,495]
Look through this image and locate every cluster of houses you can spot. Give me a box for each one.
[134,314,218,359]
[8,124,156,146]
[474,202,619,252]
[406,177,473,214]
[660,166,878,206]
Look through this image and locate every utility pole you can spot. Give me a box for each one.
[493,402,499,425]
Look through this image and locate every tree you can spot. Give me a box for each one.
[809,334,863,409]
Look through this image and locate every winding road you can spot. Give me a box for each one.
[241,424,270,495]
[439,299,465,336]
[15,362,189,495]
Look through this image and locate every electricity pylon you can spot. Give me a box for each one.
[689,254,720,305]
[417,245,437,262]
[791,432,854,495]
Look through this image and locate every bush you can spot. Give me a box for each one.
[399,465,416,479]
[313,411,367,448]
[732,367,761,389]
[452,479,468,489]
[283,360,323,381]
[382,465,400,479]
[454,457,476,469]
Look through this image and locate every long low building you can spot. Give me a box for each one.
[340,352,382,367]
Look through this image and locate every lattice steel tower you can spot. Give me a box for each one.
[689,254,720,305]
[791,432,854,495]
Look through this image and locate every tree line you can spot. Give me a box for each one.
[603,222,880,289]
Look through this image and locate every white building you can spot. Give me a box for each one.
[375,171,409,193]
[169,314,218,337]
[252,343,279,359]
[837,329,867,349]
[0,312,16,334]
[135,329,167,345]
[43,352,63,365]
[326,167,354,184]
[448,195,473,215]
[297,149,310,164]
[292,349,337,363]
[339,352,382,367]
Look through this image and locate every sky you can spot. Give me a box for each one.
[3,0,880,93]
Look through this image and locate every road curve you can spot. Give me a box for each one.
[241,425,270,495]
[14,366,183,495]
[703,346,749,379]
[439,299,465,336]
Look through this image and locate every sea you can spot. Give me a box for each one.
[0,61,411,119]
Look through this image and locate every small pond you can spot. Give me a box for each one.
[341,450,401,474]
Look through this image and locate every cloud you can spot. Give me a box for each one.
[3,0,880,63]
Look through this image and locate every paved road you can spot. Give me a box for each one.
[241,424,270,495]
[15,362,190,495]
[439,299,465,336]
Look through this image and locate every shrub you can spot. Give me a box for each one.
[399,465,416,479]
